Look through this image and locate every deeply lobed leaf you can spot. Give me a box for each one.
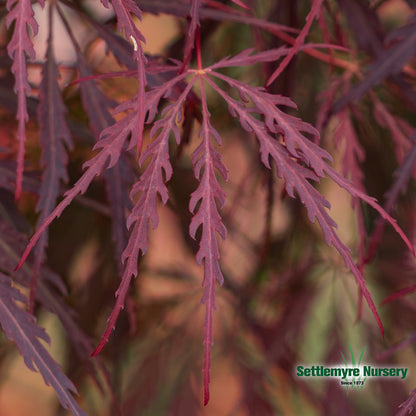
[32,7,73,310]
[202,68,413,338]
[10,1,415,408]
[101,0,147,153]
[92,76,198,356]
[267,0,324,85]
[0,272,86,415]
[6,0,43,200]
[189,76,228,405]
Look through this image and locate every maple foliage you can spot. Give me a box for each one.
[0,272,86,415]
[6,0,44,200]
[0,0,415,414]
[190,75,228,405]
[32,3,73,313]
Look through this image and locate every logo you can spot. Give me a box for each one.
[296,345,408,392]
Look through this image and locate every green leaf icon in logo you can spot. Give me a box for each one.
[341,345,367,394]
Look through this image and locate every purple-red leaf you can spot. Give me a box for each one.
[101,0,147,152]
[16,70,190,272]
[37,22,72,221]
[15,105,136,272]
[0,218,66,295]
[92,77,197,356]
[32,9,73,311]
[333,110,365,186]
[229,0,249,10]
[382,285,416,305]
[397,389,416,416]
[201,68,413,338]
[0,272,86,416]
[62,17,134,275]
[6,0,42,200]
[366,133,416,263]
[267,0,324,85]
[0,215,112,404]
[208,45,340,70]
[337,0,384,57]
[207,67,414,255]
[189,76,228,405]
[334,16,416,110]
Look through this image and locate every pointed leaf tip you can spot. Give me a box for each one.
[204,386,209,406]
[15,254,27,271]
[90,335,111,358]
[15,243,33,271]
[378,318,384,339]
[230,0,250,10]
[90,347,100,357]
[91,325,114,357]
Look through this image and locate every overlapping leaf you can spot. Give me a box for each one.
[397,389,416,416]
[334,15,416,111]
[337,0,384,56]
[200,63,413,338]
[92,75,197,355]
[57,3,133,275]
[9,1,415,409]
[0,272,86,415]
[32,7,72,311]
[6,0,44,200]
[16,67,189,270]
[267,0,324,85]
[15,30,186,272]
[0,211,111,409]
[100,0,147,152]
[332,110,367,272]
[366,133,416,263]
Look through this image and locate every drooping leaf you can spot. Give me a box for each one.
[78,54,133,273]
[15,67,189,270]
[91,76,198,356]
[373,97,415,170]
[337,0,384,57]
[89,20,137,71]
[0,214,96,359]
[334,15,416,110]
[382,285,416,306]
[366,133,416,263]
[0,160,41,194]
[200,64,414,338]
[229,0,249,10]
[333,110,365,188]
[8,3,415,410]
[0,217,66,295]
[397,389,416,416]
[206,67,414,253]
[267,0,324,86]
[137,0,298,36]
[0,272,87,416]
[189,76,228,405]
[5,0,44,200]
[32,4,73,311]
[57,6,134,274]
[100,0,147,152]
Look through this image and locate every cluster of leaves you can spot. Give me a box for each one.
[0,0,415,414]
